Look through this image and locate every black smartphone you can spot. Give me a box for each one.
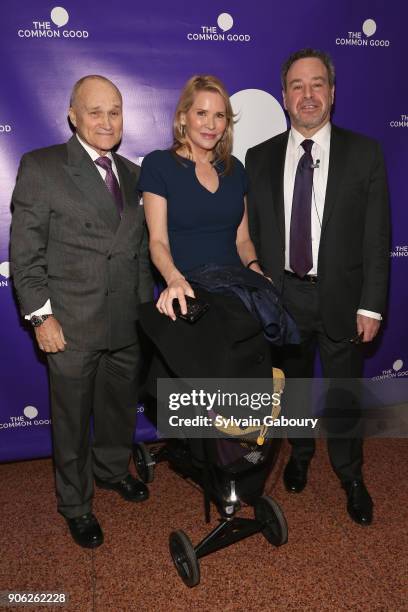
[172,296,209,324]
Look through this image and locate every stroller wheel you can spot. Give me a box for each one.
[254,495,288,546]
[133,443,155,483]
[169,530,200,587]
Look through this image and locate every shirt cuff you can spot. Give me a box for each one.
[25,299,53,320]
[357,309,382,321]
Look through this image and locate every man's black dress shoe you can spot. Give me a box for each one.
[95,474,149,502]
[66,513,103,548]
[343,480,373,525]
[283,458,309,493]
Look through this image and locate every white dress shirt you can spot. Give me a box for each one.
[26,135,120,319]
[283,123,380,321]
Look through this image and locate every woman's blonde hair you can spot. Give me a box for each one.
[172,75,235,174]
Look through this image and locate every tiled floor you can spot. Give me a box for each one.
[0,439,407,611]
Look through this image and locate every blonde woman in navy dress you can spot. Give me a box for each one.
[138,75,265,318]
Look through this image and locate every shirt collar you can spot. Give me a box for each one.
[290,122,331,152]
[76,134,114,163]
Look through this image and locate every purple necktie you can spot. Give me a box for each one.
[289,139,314,278]
[95,156,124,217]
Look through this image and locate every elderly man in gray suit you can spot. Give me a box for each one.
[10,75,153,548]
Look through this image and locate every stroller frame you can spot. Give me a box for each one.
[134,428,287,587]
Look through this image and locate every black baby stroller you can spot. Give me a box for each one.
[135,288,291,587]
[134,367,287,588]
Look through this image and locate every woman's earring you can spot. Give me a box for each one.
[180,124,186,137]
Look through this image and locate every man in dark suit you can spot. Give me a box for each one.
[245,49,390,525]
[10,75,153,547]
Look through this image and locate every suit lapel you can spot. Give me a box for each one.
[109,153,142,253]
[114,153,138,217]
[63,136,120,232]
[321,125,349,234]
[270,131,289,244]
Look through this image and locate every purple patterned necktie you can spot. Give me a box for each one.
[289,139,314,278]
[95,156,124,217]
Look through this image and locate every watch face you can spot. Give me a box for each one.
[31,315,49,327]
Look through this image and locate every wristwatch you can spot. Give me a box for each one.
[30,314,52,327]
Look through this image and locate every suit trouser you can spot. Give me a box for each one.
[47,343,141,518]
[281,275,364,483]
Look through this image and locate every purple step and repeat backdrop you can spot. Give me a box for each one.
[0,1,407,461]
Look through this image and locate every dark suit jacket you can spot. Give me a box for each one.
[245,125,390,341]
[11,135,153,350]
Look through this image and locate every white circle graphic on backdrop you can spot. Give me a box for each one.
[217,13,233,32]
[231,89,287,164]
[51,7,69,28]
[362,19,376,37]
[0,261,10,279]
[393,359,403,372]
[24,406,38,420]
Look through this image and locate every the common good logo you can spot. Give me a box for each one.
[0,405,51,430]
[0,261,10,288]
[336,18,390,47]
[187,12,251,43]
[390,245,408,258]
[389,115,408,128]
[17,6,89,39]
[372,359,408,380]
[0,124,12,133]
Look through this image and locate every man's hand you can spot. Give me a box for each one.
[356,313,381,343]
[34,316,66,352]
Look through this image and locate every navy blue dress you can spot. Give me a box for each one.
[138,150,248,274]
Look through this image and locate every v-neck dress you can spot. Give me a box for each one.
[138,150,248,274]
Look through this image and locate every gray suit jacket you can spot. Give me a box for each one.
[11,135,153,350]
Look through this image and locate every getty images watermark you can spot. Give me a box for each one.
[167,388,318,430]
[156,377,408,439]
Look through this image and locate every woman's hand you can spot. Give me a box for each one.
[246,261,274,284]
[247,260,264,275]
[156,275,196,321]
